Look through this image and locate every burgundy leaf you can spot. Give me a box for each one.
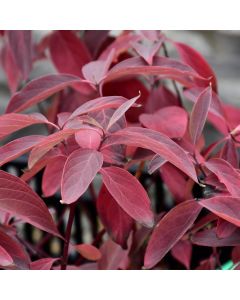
[216,218,237,239]
[30,258,59,270]
[189,86,212,145]
[221,138,238,168]
[192,228,240,247]
[102,127,198,182]
[68,96,132,121]
[144,200,201,269]
[148,155,167,174]
[0,112,58,140]
[132,39,163,65]
[100,166,154,227]
[42,155,67,197]
[28,129,77,168]
[75,244,102,261]
[0,171,61,237]
[97,185,134,248]
[140,106,188,138]
[0,245,14,267]
[174,41,217,91]
[0,227,30,269]
[0,135,45,167]
[199,196,240,227]
[7,30,32,80]
[99,33,141,60]
[204,158,240,197]
[6,74,85,113]
[75,128,102,150]
[0,44,21,93]
[61,149,103,204]
[104,56,207,87]
[106,94,140,131]
[49,30,91,77]
[98,238,130,270]
[171,240,192,269]
[82,49,114,85]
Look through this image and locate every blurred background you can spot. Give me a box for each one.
[1,30,240,113]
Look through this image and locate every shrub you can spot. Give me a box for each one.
[0,30,239,270]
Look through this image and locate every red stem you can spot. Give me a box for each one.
[61,202,77,270]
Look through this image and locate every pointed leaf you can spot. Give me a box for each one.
[30,258,59,270]
[28,129,77,168]
[0,228,30,269]
[148,155,167,174]
[106,94,140,131]
[49,30,91,77]
[192,228,240,247]
[216,218,237,239]
[205,158,240,197]
[97,185,134,248]
[200,196,240,227]
[0,135,45,167]
[0,171,61,237]
[7,30,32,80]
[102,127,198,182]
[100,166,154,227]
[0,113,58,140]
[104,56,207,87]
[6,74,85,113]
[171,240,192,269]
[189,86,212,145]
[174,41,217,91]
[144,200,201,269]
[61,149,103,204]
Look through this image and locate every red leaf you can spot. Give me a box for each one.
[49,30,91,77]
[42,155,67,197]
[140,106,188,138]
[144,200,201,269]
[232,246,240,264]
[132,39,163,65]
[100,166,154,227]
[221,138,238,168]
[104,56,207,87]
[61,149,103,204]
[6,74,85,113]
[171,240,192,269]
[192,228,240,247]
[0,227,30,269]
[30,258,59,270]
[75,244,102,261]
[189,86,212,145]
[0,245,14,267]
[98,238,130,270]
[102,127,198,182]
[68,96,132,121]
[216,218,237,239]
[97,185,134,248]
[174,41,217,91]
[99,33,141,61]
[0,171,61,237]
[82,50,114,85]
[148,155,167,174]
[0,135,45,167]
[75,128,102,150]
[204,158,240,197]
[0,112,58,140]
[199,196,240,227]
[28,129,77,168]
[0,44,21,93]
[7,30,32,80]
[106,94,140,131]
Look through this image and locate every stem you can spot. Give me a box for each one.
[162,42,183,107]
[61,202,77,270]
